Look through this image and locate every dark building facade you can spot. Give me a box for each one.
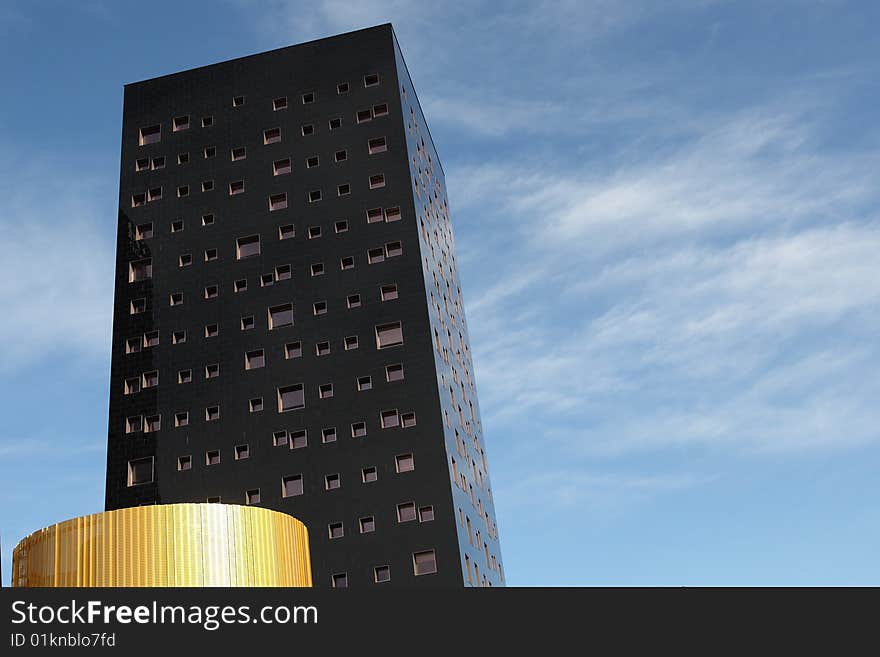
[105,24,504,587]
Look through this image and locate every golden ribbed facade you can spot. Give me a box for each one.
[12,503,312,587]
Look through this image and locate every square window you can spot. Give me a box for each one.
[329,117,342,130]
[235,444,250,460]
[234,279,247,293]
[245,349,265,370]
[364,73,379,87]
[178,369,192,383]
[201,116,213,127]
[229,180,245,195]
[381,284,398,301]
[178,152,189,165]
[170,292,183,307]
[373,103,389,117]
[173,115,190,132]
[396,453,415,473]
[413,550,437,576]
[249,397,263,413]
[306,155,319,168]
[381,409,400,429]
[241,315,255,331]
[337,183,350,196]
[347,294,361,309]
[385,241,403,257]
[177,456,191,471]
[328,522,344,539]
[269,303,294,329]
[351,422,367,438]
[316,341,330,356]
[335,220,349,233]
[124,377,140,394]
[337,82,349,94]
[376,322,403,348]
[357,376,372,391]
[138,125,160,146]
[205,405,220,421]
[335,150,348,163]
[360,516,375,533]
[204,146,216,158]
[205,248,218,261]
[136,158,149,172]
[204,284,218,299]
[143,331,159,348]
[283,474,303,497]
[331,573,347,588]
[385,206,401,222]
[321,427,337,444]
[291,430,307,449]
[174,411,189,428]
[357,109,372,124]
[367,207,384,223]
[129,258,152,282]
[285,341,302,359]
[273,430,289,447]
[374,566,390,583]
[153,156,166,169]
[148,187,162,202]
[368,248,385,264]
[201,180,214,192]
[344,336,359,351]
[173,331,187,345]
[233,95,245,107]
[206,450,221,466]
[419,506,434,522]
[171,220,184,233]
[279,224,295,240]
[308,189,322,203]
[142,370,159,388]
[362,467,378,483]
[125,415,142,433]
[324,473,340,490]
[302,92,315,104]
[269,193,288,211]
[246,489,260,505]
[261,273,275,287]
[273,96,288,110]
[202,213,215,226]
[135,222,153,240]
[278,384,305,412]
[205,363,220,378]
[131,192,146,207]
[301,123,315,136]
[276,264,291,280]
[308,225,321,239]
[368,136,387,154]
[401,412,416,428]
[369,174,386,189]
[311,263,324,277]
[318,383,333,399]
[340,256,355,270]
[274,158,291,176]
[313,301,327,316]
[125,337,141,354]
[236,234,260,259]
[397,502,416,523]
[144,414,161,432]
[127,457,154,486]
[231,146,247,161]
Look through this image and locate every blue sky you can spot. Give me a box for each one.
[1,0,879,586]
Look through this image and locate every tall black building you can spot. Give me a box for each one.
[105,24,504,587]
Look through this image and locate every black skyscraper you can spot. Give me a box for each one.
[105,24,504,587]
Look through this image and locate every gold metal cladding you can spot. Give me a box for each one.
[11,503,312,587]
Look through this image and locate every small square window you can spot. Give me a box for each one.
[202,213,215,226]
[357,109,373,123]
[278,384,305,412]
[235,444,250,460]
[205,363,220,379]
[233,96,245,107]
[302,92,315,104]
[328,522,344,539]
[261,273,275,287]
[206,450,221,466]
[236,234,260,259]
[313,301,327,316]
[131,192,146,207]
[264,127,282,145]
[413,550,437,576]
[249,397,264,413]
[205,323,218,337]
[129,258,152,282]
[269,193,288,211]
[308,225,322,239]
[368,137,387,154]
[367,208,384,224]
[362,466,377,483]
[273,96,288,110]
[276,264,291,281]
[381,284,398,301]
[337,183,351,196]
[401,412,417,428]
[316,341,330,356]
[152,156,166,170]
[201,116,214,127]
[376,322,403,348]
[178,152,189,165]
[201,180,214,192]
[204,146,216,158]
[308,189,322,203]
[173,331,187,345]
[385,206,401,222]
[177,456,192,471]
[125,337,141,354]
[205,248,218,261]
[373,103,389,117]
[396,453,415,473]
[340,256,355,270]
[364,73,380,87]
[360,516,375,533]
[374,566,391,583]
[381,409,400,429]
[205,405,220,422]
[306,155,319,168]
[127,457,154,486]
[234,279,247,293]
[386,241,402,257]
[143,331,159,348]
[397,502,416,523]
[367,248,385,265]
[170,292,183,306]
[357,376,372,391]
[273,431,289,447]
[135,222,153,240]
[173,115,190,132]
[324,473,340,490]
[344,335,359,351]
[204,284,218,299]
[176,369,192,386]
[136,158,149,172]
[145,414,161,432]
[337,82,349,94]
[125,415,142,433]
[351,421,367,438]
[331,573,348,588]
[246,489,260,505]
[311,262,324,277]
[419,505,435,523]
[291,430,307,449]
[174,412,189,428]
[138,125,161,146]
[241,315,255,331]
[319,383,333,399]
[279,224,295,240]
[335,150,348,163]
[124,377,140,394]
[285,342,302,359]
[142,370,158,388]
[347,294,361,309]
[229,180,245,195]
[171,220,184,233]
[329,117,342,130]
[245,349,265,370]
[231,146,247,161]
[269,303,294,329]
[283,474,303,497]
[369,174,386,189]
[274,158,291,176]
[321,427,337,444]
[335,220,349,233]
[301,123,315,136]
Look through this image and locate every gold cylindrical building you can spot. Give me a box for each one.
[12,503,312,587]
